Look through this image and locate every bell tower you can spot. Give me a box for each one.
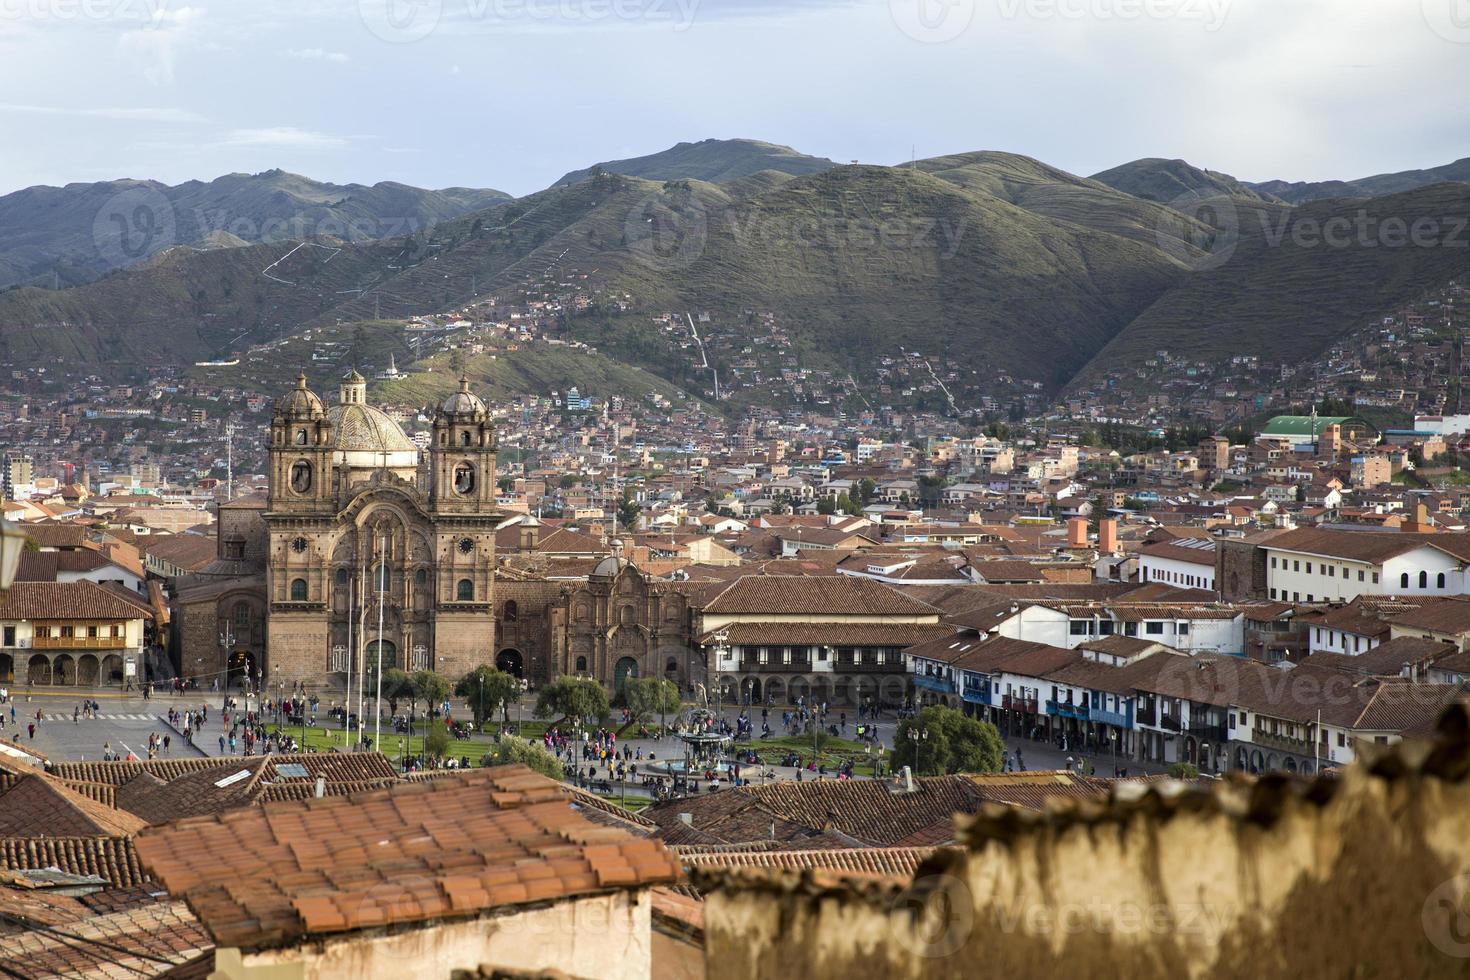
[430,376,497,513]
[268,372,334,513]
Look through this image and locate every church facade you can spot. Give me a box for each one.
[174,370,503,691]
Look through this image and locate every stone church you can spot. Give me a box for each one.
[174,370,502,691]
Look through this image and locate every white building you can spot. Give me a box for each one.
[1261,528,1470,604]
[1138,537,1217,592]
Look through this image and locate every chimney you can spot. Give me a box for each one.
[314,777,325,799]
[1067,517,1088,548]
[1098,518,1118,555]
[1403,503,1435,533]
[902,765,915,793]
[679,812,693,827]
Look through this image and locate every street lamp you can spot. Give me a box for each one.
[906,726,929,776]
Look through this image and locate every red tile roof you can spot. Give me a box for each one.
[134,766,680,951]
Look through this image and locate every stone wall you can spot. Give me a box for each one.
[1215,538,1266,602]
[697,706,1470,979]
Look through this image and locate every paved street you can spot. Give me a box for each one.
[4,689,205,761]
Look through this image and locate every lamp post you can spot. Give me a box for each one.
[906,726,929,776]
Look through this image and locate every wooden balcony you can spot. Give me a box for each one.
[31,635,128,651]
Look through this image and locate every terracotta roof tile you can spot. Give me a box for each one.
[134,766,678,952]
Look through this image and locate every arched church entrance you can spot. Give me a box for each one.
[496,649,524,678]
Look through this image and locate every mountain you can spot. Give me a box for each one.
[1091,158,1283,205]
[6,148,1469,403]
[0,164,1185,390]
[1253,157,1470,205]
[552,139,837,187]
[0,171,509,290]
[1074,181,1470,379]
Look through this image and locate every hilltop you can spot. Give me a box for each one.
[1090,158,1283,205]
[552,138,837,187]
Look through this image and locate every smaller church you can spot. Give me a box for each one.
[173,369,502,692]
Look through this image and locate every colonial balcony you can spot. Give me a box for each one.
[1001,694,1039,714]
[31,635,129,651]
[914,674,955,695]
[1045,699,1090,721]
[1253,729,1316,755]
[1187,723,1231,744]
[1091,705,1132,729]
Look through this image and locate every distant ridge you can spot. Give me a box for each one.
[1252,156,1470,204]
[0,170,509,290]
[1090,158,1283,205]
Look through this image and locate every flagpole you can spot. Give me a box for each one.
[375,530,386,751]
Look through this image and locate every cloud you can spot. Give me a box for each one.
[218,127,348,149]
[118,5,204,85]
[285,47,350,63]
[0,104,206,123]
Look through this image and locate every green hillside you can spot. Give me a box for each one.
[1075,182,1470,377]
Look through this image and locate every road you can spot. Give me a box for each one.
[5,689,205,762]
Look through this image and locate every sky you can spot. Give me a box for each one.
[1,0,1469,196]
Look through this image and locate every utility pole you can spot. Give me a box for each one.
[225,422,236,501]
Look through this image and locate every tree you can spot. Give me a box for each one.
[624,677,680,725]
[484,738,563,779]
[617,491,641,531]
[424,728,451,760]
[816,497,837,516]
[892,706,1004,776]
[378,668,414,717]
[1168,762,1200,780]
[411,670,451,722]
[836,493,863,517]
[535,676,609,724]
[856,477,877,505]
[455,666,521,728]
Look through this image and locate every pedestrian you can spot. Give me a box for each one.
[26,723,34,740]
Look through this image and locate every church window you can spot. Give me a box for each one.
[335,567,348,586]
[461,431,472,446]
[233,603,250,629]
[371,562,390,592]
[295,428,307,446]
[666,657,678,673]
[415,567,428,588]
[289,461,312,494]
[290,579,308,602]
[224,538,245,560]
[504,600,518,622]
[457,579,474,601]
[575,656,588,672]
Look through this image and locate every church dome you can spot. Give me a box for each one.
[327,368,419,468]
[440,375,488,417]
[276,372,326,418]
[328,403,418,454]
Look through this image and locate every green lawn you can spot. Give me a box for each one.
[737,734,886,776]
